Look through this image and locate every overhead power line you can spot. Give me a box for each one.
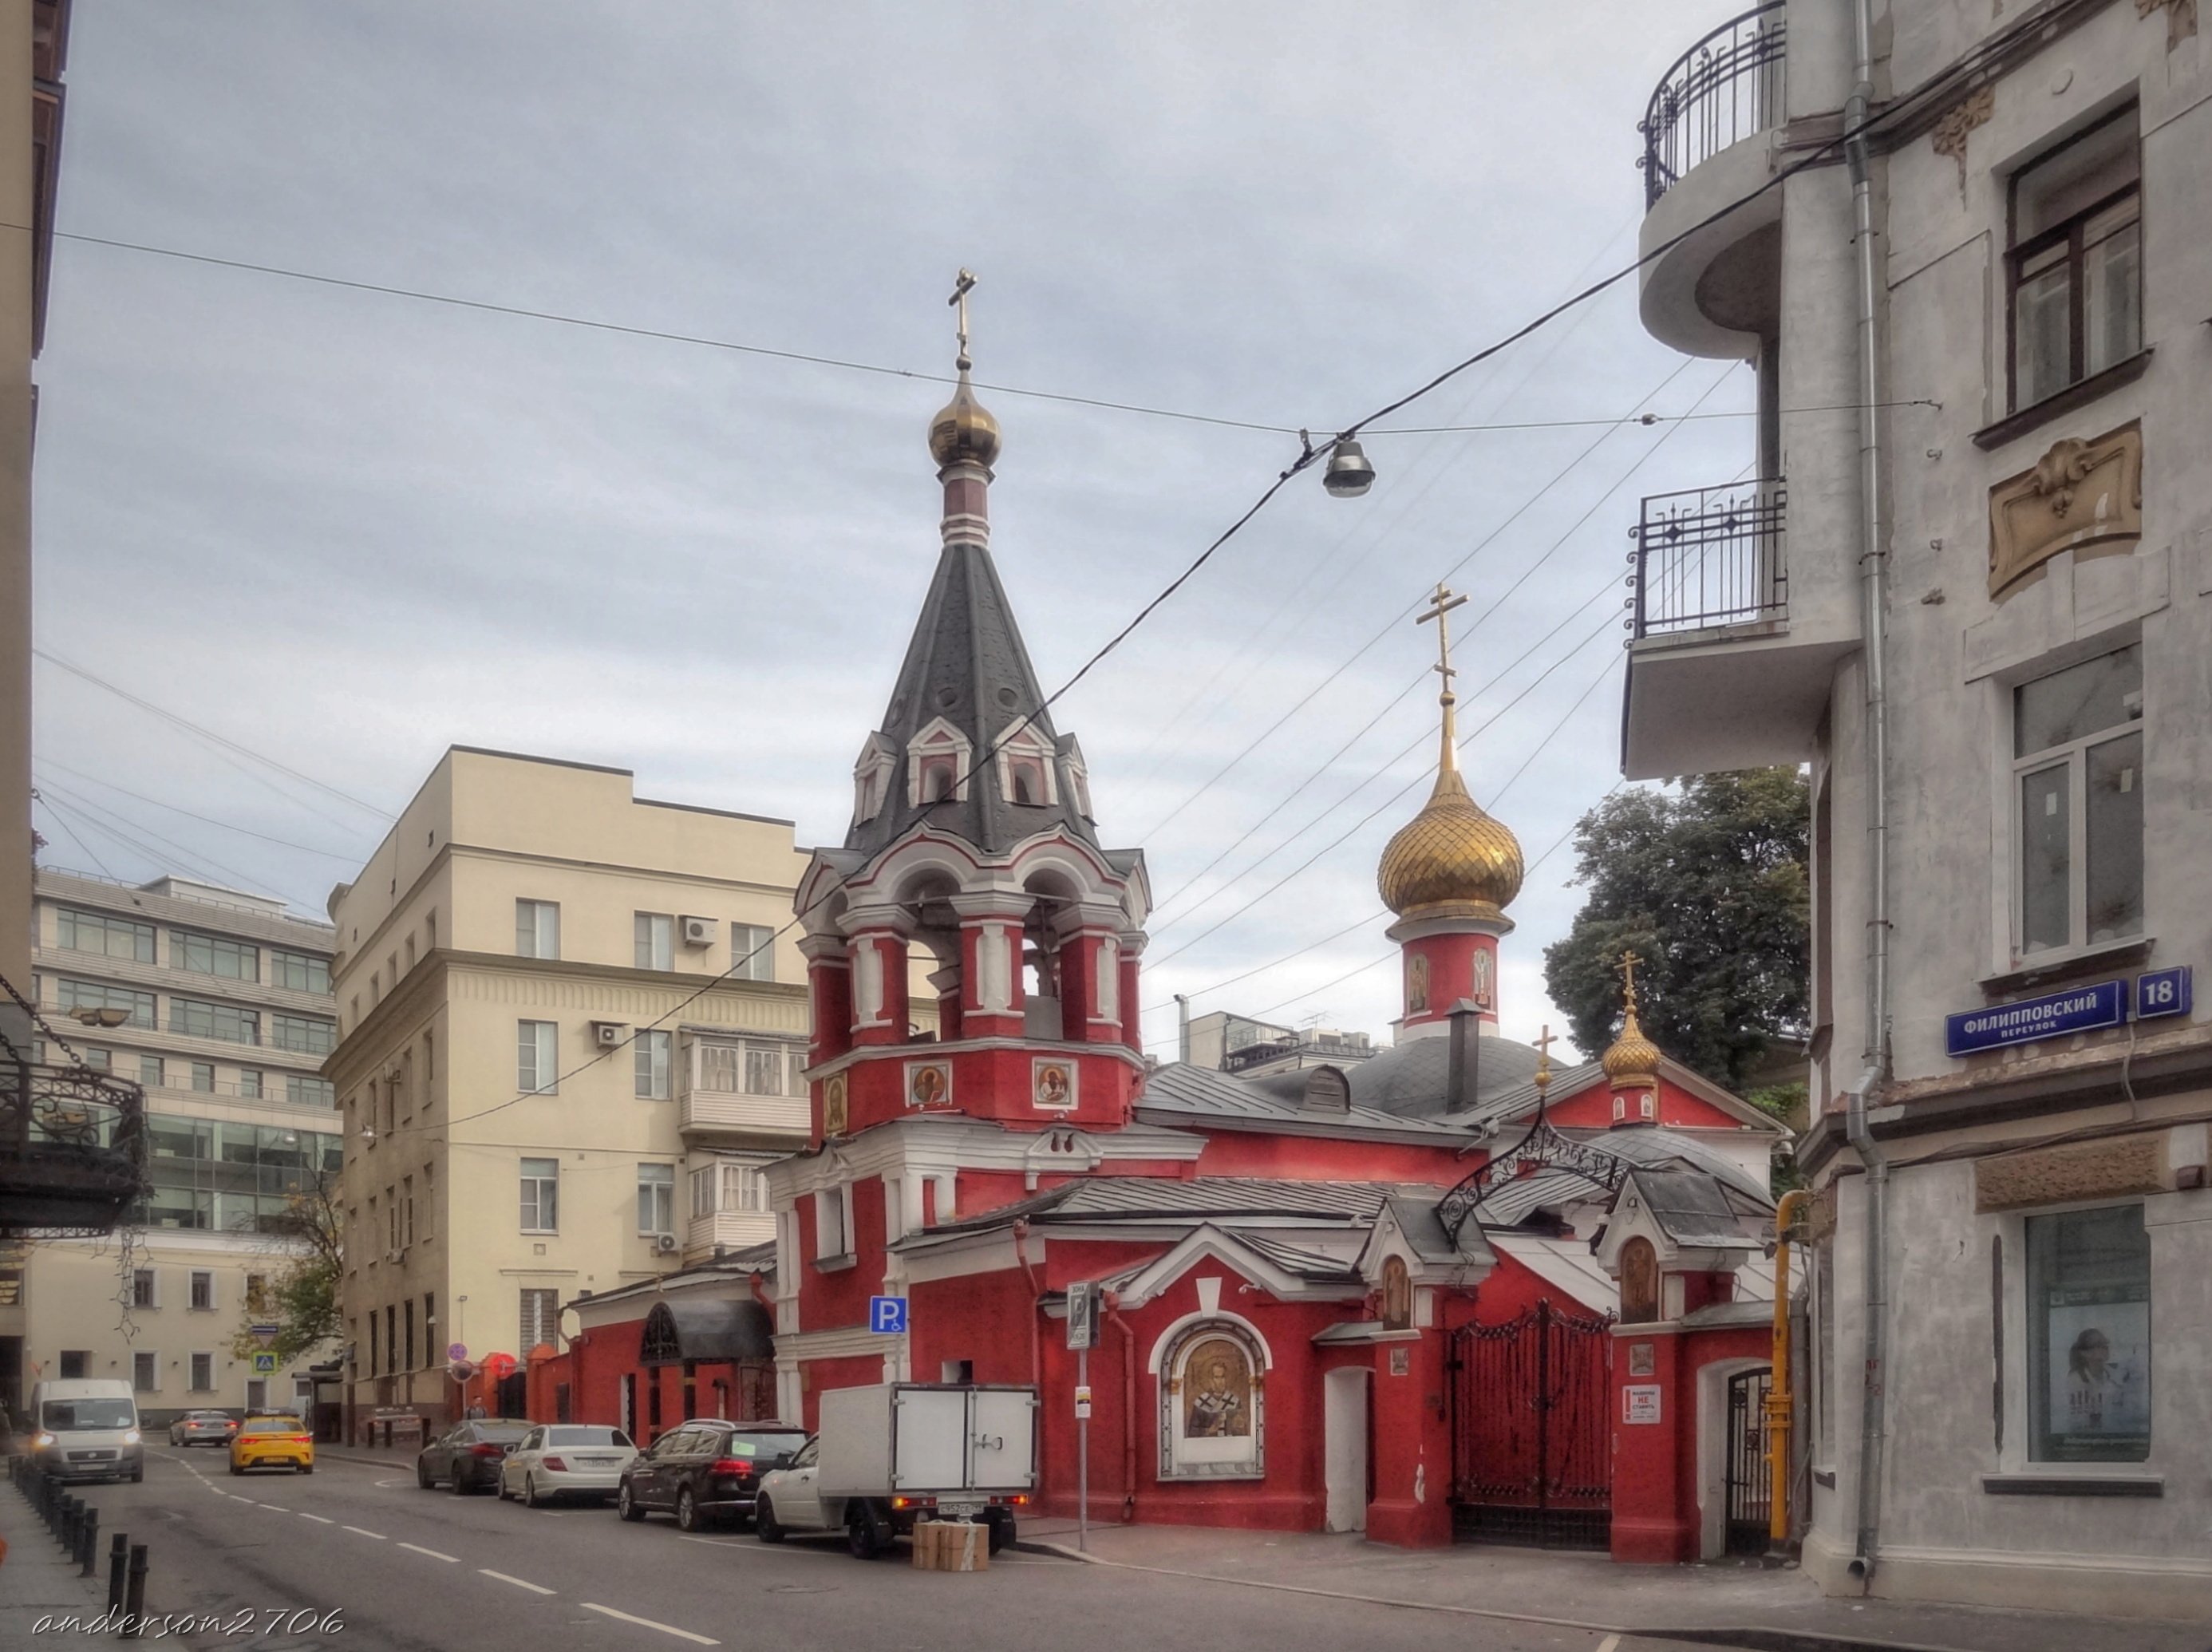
[35,759,371,863]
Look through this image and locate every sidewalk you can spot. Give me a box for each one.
[0,1474,115,1648]
[1009,1519,2198,1652]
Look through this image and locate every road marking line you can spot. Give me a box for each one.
[257,1504,289,1512]
[1595,1638,1621,1652]
[342,1525,387,1539]
[399,1542,460,1563]
[298,1513,334,1524]
[581,1603,719,1645]
[226,1494,255,1503]
[480,1569,555,1595]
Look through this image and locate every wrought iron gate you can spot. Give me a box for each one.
[1448,1299,1612,1548]
[1724,1367,1774,1555]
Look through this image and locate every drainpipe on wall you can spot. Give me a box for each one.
[1013,1219,1043,1392]
[1103,1288,1140,1521]
[1844,0,1894,1591]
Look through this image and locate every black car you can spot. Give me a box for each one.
[416,1419,533,1494]
[615,1420,808,1531]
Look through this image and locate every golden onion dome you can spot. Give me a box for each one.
[928,365,1001,469]
[1377,765,1525,922]
[1602,976,1663,1090]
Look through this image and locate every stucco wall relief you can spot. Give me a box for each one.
[1988,421,2142,599]
[1973,1132,2165,1212]
[1931,86,1996,190]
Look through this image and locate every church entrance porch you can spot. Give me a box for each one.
[1448,1299,1611,1550]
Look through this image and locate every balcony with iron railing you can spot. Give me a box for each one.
[1634,2,1788,359]
[1621,474,1855,781]
[0,980,148,1235]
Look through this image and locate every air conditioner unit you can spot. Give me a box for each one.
[654,1232,681,1255]
[679,916,716,948]
[386,1248,405,1265]
[591,1021,626,1049]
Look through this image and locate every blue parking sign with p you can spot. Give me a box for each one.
[868,1295,908,1334]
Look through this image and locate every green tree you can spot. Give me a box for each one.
[228,1170,342,1366]
[1542,768,1808,1089]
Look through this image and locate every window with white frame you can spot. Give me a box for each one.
[729,923,776,982]
[690,1166,717,1219]
[515,899,561,960]
[520,1287,560,1353]
[852,735,896,824]
[994,720,1057,808]
[637,1164,675,1235]
[56,907,154,963]
[745,1045,785,1097]
[634,911,673,971]
[2027,1203,2149,1462]
[172,929,259,982]
[519,1157,559,1232]
[189,1351,213,1392]
[132,1350,157,1393]
[518,1020,559,1093]
[815,1185,849,1258]
[906,718,972,807]
[725,1162,768,1213]
[635,1030,671,1099]
[2009,106,2140,411]
[2014,645,2143,955]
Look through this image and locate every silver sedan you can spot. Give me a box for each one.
[497,1423,637,1507]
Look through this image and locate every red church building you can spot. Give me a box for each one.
[548,316,1795,1563]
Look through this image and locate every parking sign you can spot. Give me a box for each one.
[1066,1281,1097,1350]
[867,1295,908,1334]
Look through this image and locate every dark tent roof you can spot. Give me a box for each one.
[640,1298,774,1366]
[1336,1033,1546,1122]
[845,538,1097,858]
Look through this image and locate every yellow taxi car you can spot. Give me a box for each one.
[229,1415,316,1476]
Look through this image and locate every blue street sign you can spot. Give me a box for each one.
[868,1295,908,1334]
[251,1352,278,1375]
[2136,966,2193,1022]
[1946,978,2129,1058]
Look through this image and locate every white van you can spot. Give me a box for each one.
[29,1378,144,1483]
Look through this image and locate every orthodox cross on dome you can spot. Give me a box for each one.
[1532,1023,1557,1098]
[950,267,978,371]
[1416,582,1469,770]
[1618,948,1642,1002]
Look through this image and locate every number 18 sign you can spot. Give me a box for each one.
[2138,966,2192,1021]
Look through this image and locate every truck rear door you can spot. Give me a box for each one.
[966,1389,1037,1491]
[890,1387,967,1490]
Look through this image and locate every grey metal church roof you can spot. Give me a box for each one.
[845,538,1098,858]
[1333,1033,1549,1122]
[1137,1061,1474,1140]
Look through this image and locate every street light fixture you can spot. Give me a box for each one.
[69,1006,130,1029]
[1322,437,1376,498]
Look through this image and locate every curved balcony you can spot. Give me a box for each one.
[0,1050,148,1233]
[1636,2,1787,359]
[1621,477,1856,781]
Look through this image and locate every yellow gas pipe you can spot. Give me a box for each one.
[1766,1189,1810,1547]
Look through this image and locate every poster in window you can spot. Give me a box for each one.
[2042,1298,2150,1454]
[1183,1338,1252,1438]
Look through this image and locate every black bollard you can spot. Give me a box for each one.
[123,1542,148,1639]
[60,1492,77,1549]
[78,1504,99,1575]
[108,1531,128,1613]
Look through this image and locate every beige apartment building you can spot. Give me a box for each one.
[6,867,340,1422]
[327,746,814,1432]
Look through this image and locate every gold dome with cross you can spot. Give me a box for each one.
[1376,583,1526,923]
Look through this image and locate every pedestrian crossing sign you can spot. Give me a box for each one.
[251,1352,278,1375]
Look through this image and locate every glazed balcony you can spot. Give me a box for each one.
[1636,2,1787,359]
[1621,478,1854,780]
[0,1046,148,1234]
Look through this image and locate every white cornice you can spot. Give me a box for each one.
[804,1034,1146,1084]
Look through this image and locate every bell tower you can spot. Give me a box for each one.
[1377,584,1525,1038]
[794,274,1151,1144]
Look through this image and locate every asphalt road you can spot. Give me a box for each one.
[70,1448,1715,1652]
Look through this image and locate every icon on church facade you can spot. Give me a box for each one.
[1471,945,1493,1009]
[822,1073,849,1136]
[1183,1338,1253,1437]
[906,1059,952,1109]
[1381,1254,1413,1330]
[1406,953,1429,1015]
[1033,1057,1076,1111]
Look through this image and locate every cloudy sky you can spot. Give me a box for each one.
[33,2,1756,1060]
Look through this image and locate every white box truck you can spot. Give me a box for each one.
[753,1383,1036,1559]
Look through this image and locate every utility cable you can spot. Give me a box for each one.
[35,650,395,823]
[1144,357,1734,921]
[32,791,117,880]
[35,759,371,863]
